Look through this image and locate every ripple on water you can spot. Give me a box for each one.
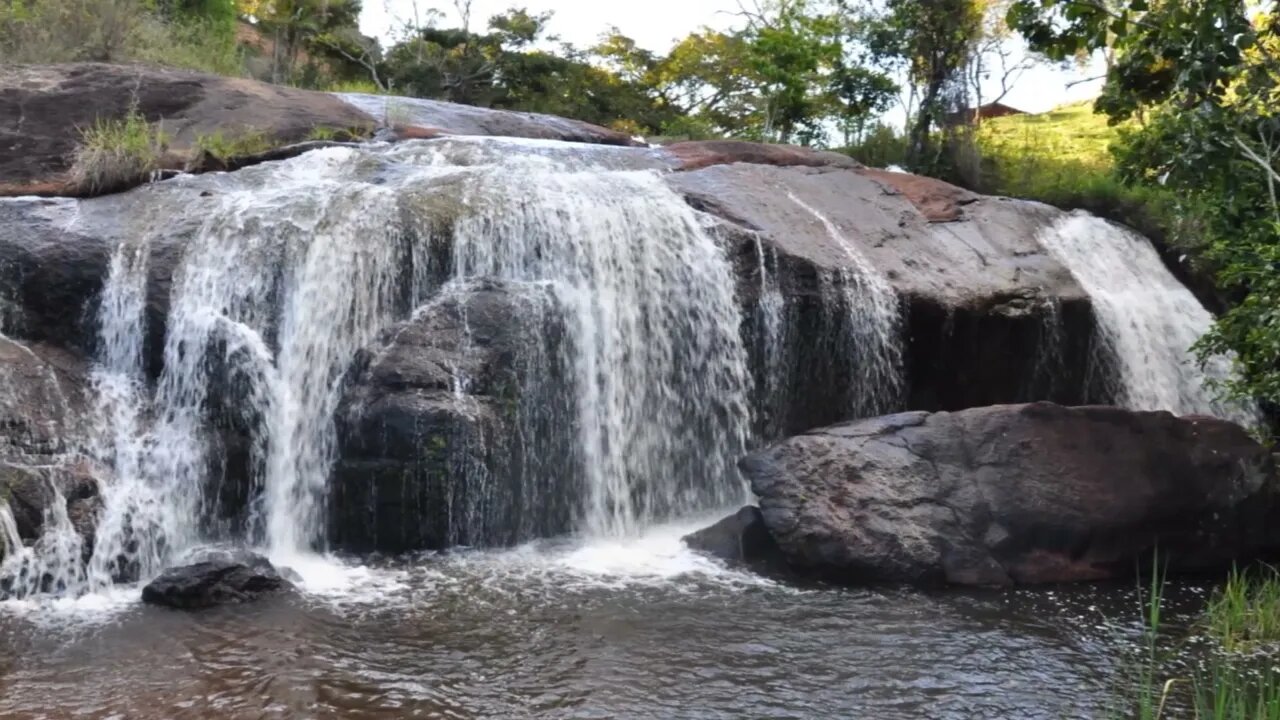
[0,524,1194,719]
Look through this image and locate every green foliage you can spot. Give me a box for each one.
[71,110,169,195]
[1005,1,1280,409]
[0,0,244,74]
[194,129,274,159]
[1113,564,1280,720]
[305,126,339,141]
[1206,567,1280,654]
[843,122,909,167]
[870,0,983,169]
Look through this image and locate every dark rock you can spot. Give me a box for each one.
[683,506,788,572]
[743,403,1280,585]
[0,63,375,194]
[0,336,102,566]
[331,280,578,552]
[140,551,293,609]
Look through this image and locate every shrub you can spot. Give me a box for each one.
[69,110,169,195]
[0,0,244,75]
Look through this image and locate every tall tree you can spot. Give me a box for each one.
[871,0,983,168]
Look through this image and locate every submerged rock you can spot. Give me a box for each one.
[683,506,788,573]
[141,551,293,609]
[743,403,1280,585]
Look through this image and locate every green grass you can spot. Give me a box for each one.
[70,109,169,195]
[1206,567,1280,653]
[1113,563,1280,720]
[978,101,1121,175]
[194,129,277,161]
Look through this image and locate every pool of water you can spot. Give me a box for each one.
[0,517,1202,719]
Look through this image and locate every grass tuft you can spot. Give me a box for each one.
[69,109,168,195]
[193,129,274,161]
[1206,566,1280,653]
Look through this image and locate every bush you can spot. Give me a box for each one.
[69,110,169,195]
[0,0,244,75]
[843,123,909,168]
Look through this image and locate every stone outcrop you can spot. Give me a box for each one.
[331,280,577,552]
[0,64,643,198]
[740,403,1280,585]
[0,336,101,565]
[140,550,293,609]
[1,63,374,195]
[0,67,1216,558]
[669,164,1104,436]
[682,506,788,573]
[337,93,640,147]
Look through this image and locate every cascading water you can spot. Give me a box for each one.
[3,139,755,597]
[446,155,752,537]
[1038,213,1256,425]
[787,192,904,416]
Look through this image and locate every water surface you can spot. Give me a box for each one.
[0,519,1193,720]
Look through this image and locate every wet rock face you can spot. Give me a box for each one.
[683,506,789,574]
[0,336,101,567]
[742,403,1280,585]
[140,550,293,609]
[331,280,578,553]
[672,164,1103,436]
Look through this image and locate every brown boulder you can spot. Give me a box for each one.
[741,403,1280,585]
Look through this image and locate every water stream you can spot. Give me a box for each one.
[1039,213,1257,425]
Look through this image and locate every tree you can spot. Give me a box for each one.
[964,0,1036,123]
[871,0,983,169]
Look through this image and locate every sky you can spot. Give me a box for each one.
[360,0,1106,118]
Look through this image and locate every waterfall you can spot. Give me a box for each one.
[1038,213,1256,425]
[787,193,904,417]
[448,157,752,536]
[1,140,754,597]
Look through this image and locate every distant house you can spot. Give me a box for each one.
[942,102,1027,126]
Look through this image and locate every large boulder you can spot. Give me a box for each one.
[668,165,1107,436]
[331,279,577,552]
[742,403,1280,585]
[0,63,375,195]
[140,550,293,609]
[683,506,789,573]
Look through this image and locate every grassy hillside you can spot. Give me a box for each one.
[966,101,1183,260]
[975,101,1120,192]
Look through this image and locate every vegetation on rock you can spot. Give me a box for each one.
[69,109,170,195]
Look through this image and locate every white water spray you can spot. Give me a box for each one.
[1038,213,1256,425]
[449,158,752,536]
